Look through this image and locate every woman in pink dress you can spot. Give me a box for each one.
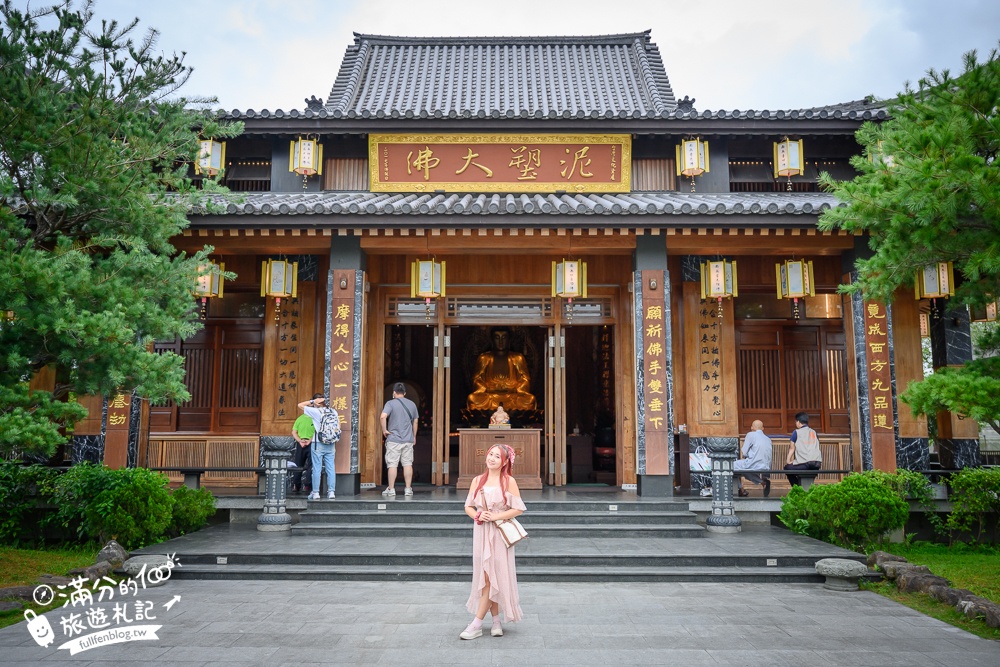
[460,443,526,639]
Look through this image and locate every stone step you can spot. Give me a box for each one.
[168,563,826,584]
[289,523,707,538]
[171,551,853,569]
[299,499,692,513]
[296,510,699,525]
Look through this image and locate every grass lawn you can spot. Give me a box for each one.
[0,545,97,630]
[862,542,1000,640]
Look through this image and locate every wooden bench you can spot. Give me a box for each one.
[149,467,265,492]
[734,469,852,492]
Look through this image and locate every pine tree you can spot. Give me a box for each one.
[818,45,1000,434]
[0,0,240,456]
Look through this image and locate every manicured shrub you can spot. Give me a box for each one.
[945,467,1000,544]
[48,463,174,549]
[779,471,910,551]
[169,485,216,536]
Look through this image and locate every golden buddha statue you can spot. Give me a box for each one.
[467,329,537,411]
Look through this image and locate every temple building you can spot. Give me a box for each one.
[69,30,981,495]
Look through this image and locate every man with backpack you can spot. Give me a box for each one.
[298,393,341,500]
[380,382,419,497]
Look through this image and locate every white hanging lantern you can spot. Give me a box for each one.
[195,261,225,300]
[774,137,804,191]
[776,259,815,318]
[869,140,895,169]
[289,137,324,177]
[914,262,954,299]
[552,259,588,299]
[675,137,709,191]
[700,259,738,318]
[411,259,446,321]
[261,259,298,324]
[194,139,225,177]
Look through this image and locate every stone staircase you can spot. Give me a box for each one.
[162,495,865,583]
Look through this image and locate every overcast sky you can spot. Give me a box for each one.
[75,0,1000,112]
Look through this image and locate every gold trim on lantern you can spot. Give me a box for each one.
[675,137,710,177]
[914,262,954,299]
[775,259,815,300]
[773,137,805,178]
[195,261,225,299]
[410,259,446,298]
[194,139,225,177]
[289,136,324,177]
[261,259,298,298]
[970,301,998,323]
[700,259,738,300]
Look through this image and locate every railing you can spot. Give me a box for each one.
[146,435,260,488]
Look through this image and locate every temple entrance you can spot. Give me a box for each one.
[381,325,436,486]
[564,325,617,485]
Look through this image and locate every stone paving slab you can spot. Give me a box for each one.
[3,579,998,665]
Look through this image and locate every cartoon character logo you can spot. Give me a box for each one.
[24,609,55,647]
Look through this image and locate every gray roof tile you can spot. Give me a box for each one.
[189,192,844,222]
[323,31,676,120]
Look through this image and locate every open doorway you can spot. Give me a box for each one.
[564,325,617,485]
[382,325,435,485]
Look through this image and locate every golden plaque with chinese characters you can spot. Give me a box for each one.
[369,134,631,192]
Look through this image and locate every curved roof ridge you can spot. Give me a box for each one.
[350,30,654,46]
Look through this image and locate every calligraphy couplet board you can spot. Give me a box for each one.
[696,303,726,423]
[103,393,131,469]
[329,270,357,473]
[369,134,631,193]
[641,271,670,475]
[863,300,896,471]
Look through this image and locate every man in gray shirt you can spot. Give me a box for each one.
[380,382,418,497]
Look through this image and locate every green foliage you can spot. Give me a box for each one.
[943,467,1000,543]
[779,472,910,551]
[0,461,57,544]
[0,0,241,458]
[2,462,215,549]
[169,485,216,536]
[817,44,1000,434]
[46,463,175,549]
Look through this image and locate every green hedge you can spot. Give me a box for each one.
[779,470,912,551]
[0,461,216,550]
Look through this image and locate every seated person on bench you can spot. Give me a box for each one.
[784,412,822,487]
[734,420,772,497]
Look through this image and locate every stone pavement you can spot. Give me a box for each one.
[2,577,999,665]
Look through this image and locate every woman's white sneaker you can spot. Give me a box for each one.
[459,624,482,640]
[490,622,503,637]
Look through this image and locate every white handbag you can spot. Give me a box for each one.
[494,518,528,548]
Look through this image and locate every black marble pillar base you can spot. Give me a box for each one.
[938,439,982,469]
[637,474,674,497]
[896,438,930,471]
[71,435,104,464]
[335,473,361,497]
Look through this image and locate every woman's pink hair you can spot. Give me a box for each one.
[471,444,514,500]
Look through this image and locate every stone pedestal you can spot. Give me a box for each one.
[705,437,741,533]
[815,558,868,591]
[637,474,674,497]
[258,436,294,532]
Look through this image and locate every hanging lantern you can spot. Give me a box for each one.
[869,140,895,169]
[289,136,323,187]
[194,139,225,177]
[776,259,815,319]
[553,259,588,323]
[411,259,445,320]
[919,312,930,338]
[194,261,225,317]
[773,137,804,191]
[261,259,298,323]
[700,259,738,319]
[675,137,709,192]
[914,262,954,300]
[969,301,999,323]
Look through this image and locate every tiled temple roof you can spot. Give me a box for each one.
[321,31,676,120]
[189,192,845,219]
